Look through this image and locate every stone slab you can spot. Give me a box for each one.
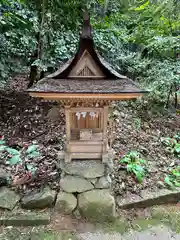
[55,192,77,214]
[63,160,105,179]
[21,187,55,209]
[0,211,50,226]
[78,189,116,222]
[0,187,20,210]
[117,188,180,209]
[60,175,94,193]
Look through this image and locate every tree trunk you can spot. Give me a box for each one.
[28,0,46,87]
[28,65,38,88]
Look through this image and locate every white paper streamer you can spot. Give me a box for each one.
[76,112,98,120]
[89,112,99,120]
[81,112,87,118]
[75,112,81,120]
[89,112,95,120]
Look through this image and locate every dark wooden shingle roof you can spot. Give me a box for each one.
[28,78,146,94]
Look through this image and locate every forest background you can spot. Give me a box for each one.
[0,0,180,109]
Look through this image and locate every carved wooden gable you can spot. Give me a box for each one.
[69,50,105,78]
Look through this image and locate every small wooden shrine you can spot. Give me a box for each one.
[28,12,147,162]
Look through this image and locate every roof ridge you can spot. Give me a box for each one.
[81,11,92,39]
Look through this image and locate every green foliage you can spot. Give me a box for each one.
[161,134,180,157]
[6,147,20,155]
[0,0,37,82]
[26,144,38,153]
[164,166,180,189]
[0,0,179,108]
[8,155,22,165]
[26,144,41,158]
[0,140,6,145]
[25,163,37,175]
[133,118,141,130]
[120,151,147,183]
[162,134,180,188]
[0,140,41,173]
[93,0,180,106]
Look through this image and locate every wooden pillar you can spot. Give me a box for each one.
[109,106,114,150]
[103,106,109,154]
[65,105,71,162]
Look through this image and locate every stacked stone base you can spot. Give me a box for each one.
[57,160,116,221]
[0,159,116,223]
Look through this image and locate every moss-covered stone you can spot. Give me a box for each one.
[21,187,55,209]
[118,189,180,209]
[0,187,20,210]
[60,175,94,193]
[0,168,9,186]
[78,189,116,222]
[55,192,77,214]
[0,211,50,226]
[63,160,105,179]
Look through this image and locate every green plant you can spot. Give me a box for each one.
[0,140,40,175]
[133,118,141,130]
[120,151,147,183]
[161,134,180,157]
[164,166,180,189]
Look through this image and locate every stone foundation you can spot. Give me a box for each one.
[57,159,116,221]
[0,158,116,223]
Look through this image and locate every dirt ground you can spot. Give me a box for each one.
[1,205,180,239]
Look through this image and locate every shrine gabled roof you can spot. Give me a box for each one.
[27,78,145,94]
[28,12,148,96]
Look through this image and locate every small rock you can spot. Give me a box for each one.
[0,168,9,186]
[78,189,116,221]
[60,175,94,193]
[120,112,125,118]
[73,208,82,219]
[55,192,77,214]
[139,146,149,155]
[175,160,180,165]
[103,152,114,174]
[143,122,150,129]
[169,161,175,167]
[157,181,165,188]
[95,176,111,189]
[0,187,20,210]
[21,187,55,209]
[120,182,126,190]
[149,166,158,173]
